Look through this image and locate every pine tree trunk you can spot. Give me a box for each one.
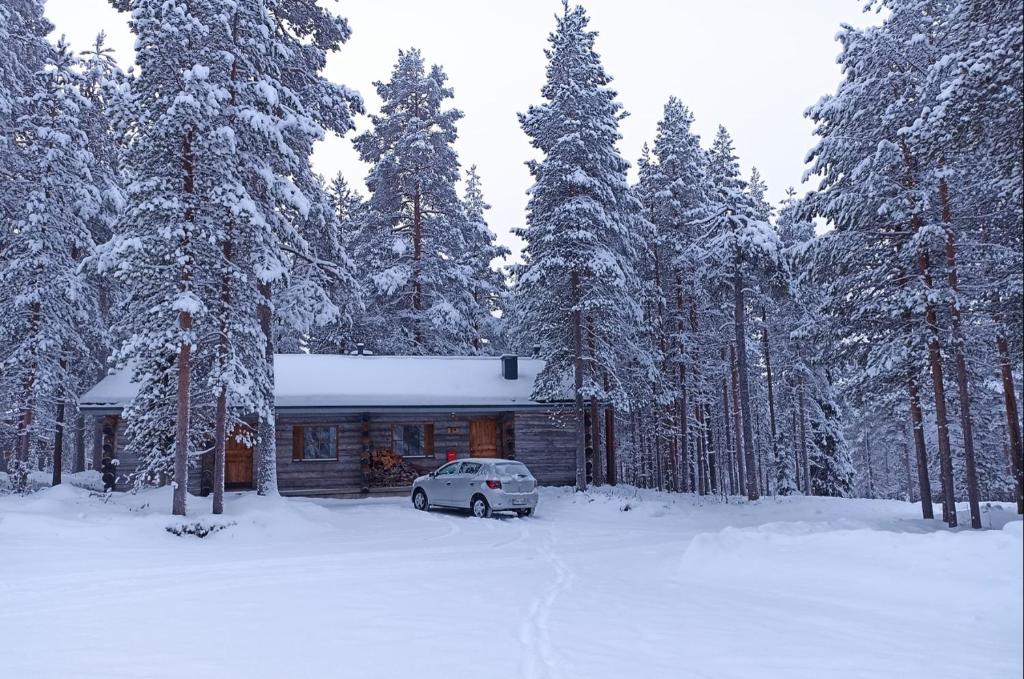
[761,309,779,483]
[587,318,602,486]
[680,364,690,492]
[996,329,1023,514]
[676,279,689,493]
[52,364,66,486]
[695,402,706,496]
[570,270,587,491]
[256,280,278,496]
[16,301,41,468]
[798,376,811,495]
[864,430,874,498]
[937,178,981,527]
[723,375,736,495]
[900,144,956,526]
[688,304,705,495]
[654,418,664,491]
[902,441,915,503]
[733,260,759,501]
[173,332,192,517]
[604,380,617,485]
[172,132,196,517]
[668,432,678,492]
[592,397,602,486]
[412,187,423,349]
[212,389,227,514]
[729,345,746,494]
[704,404,717,494]
[919,253,957,527]
[629,410,639,486]
[212,234,234,515]
[792,408,800,493]
[907,374,935,519]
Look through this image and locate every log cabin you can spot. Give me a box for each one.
[79,353,578,496]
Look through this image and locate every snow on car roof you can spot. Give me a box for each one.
[80,354,565,410]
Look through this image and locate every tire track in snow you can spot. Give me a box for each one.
[491,518,532,549]
[519,525,575,679]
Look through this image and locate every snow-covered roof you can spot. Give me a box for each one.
[79,354,564,411]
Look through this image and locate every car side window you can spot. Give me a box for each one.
[435,462,460,476]
[459,462,481,475]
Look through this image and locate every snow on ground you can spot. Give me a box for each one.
[0,485,1020,679]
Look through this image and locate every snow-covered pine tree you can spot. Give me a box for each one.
[352,48,479,355]
[102,0,362,513]
[98,0,228,514]
[635,97,712,492]
[697,125,782,500]
[512,3,651,490]
[899,0,1023,520]
[239,0,362,499]
[461,165,509,353]
[0,36,103,489]
[202,0,364,510]
[803,0,1024,524]
[0,0,53,473]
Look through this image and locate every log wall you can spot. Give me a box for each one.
[102,407,577,496]
[512,410,577,486]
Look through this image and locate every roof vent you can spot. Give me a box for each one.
[531,344,541,359]
[501,354,518,380]
[356,342,365,356]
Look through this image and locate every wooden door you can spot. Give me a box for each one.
[225,431,253,488]
[469,419,499,458]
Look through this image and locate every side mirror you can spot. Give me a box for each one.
[428,471,437,479]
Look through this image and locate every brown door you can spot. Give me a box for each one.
[469,419,499,458]
[225,431,253,488]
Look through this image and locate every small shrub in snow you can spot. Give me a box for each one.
[166,521,236,538]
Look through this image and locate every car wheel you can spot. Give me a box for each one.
[516,508,533,518]
[412,489,429,511]
[471,495,492,518]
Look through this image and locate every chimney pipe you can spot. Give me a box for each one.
[501,354,518,380]
[531,344,541,359]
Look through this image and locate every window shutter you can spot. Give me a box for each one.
[424,423,435,456]
[292,426,303,461]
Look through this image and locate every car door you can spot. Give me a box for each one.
[429,461,462,505]
[449,461,483,508]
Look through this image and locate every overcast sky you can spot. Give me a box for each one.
[45,0,876,258]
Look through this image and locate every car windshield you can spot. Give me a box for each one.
[494,462,529,476]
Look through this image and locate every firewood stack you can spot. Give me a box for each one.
[368,448,423,487]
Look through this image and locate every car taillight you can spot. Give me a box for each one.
[485,479,502,489]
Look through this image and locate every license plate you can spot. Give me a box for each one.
[513,498,526,506]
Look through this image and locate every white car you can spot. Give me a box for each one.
[411,458,539,518]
